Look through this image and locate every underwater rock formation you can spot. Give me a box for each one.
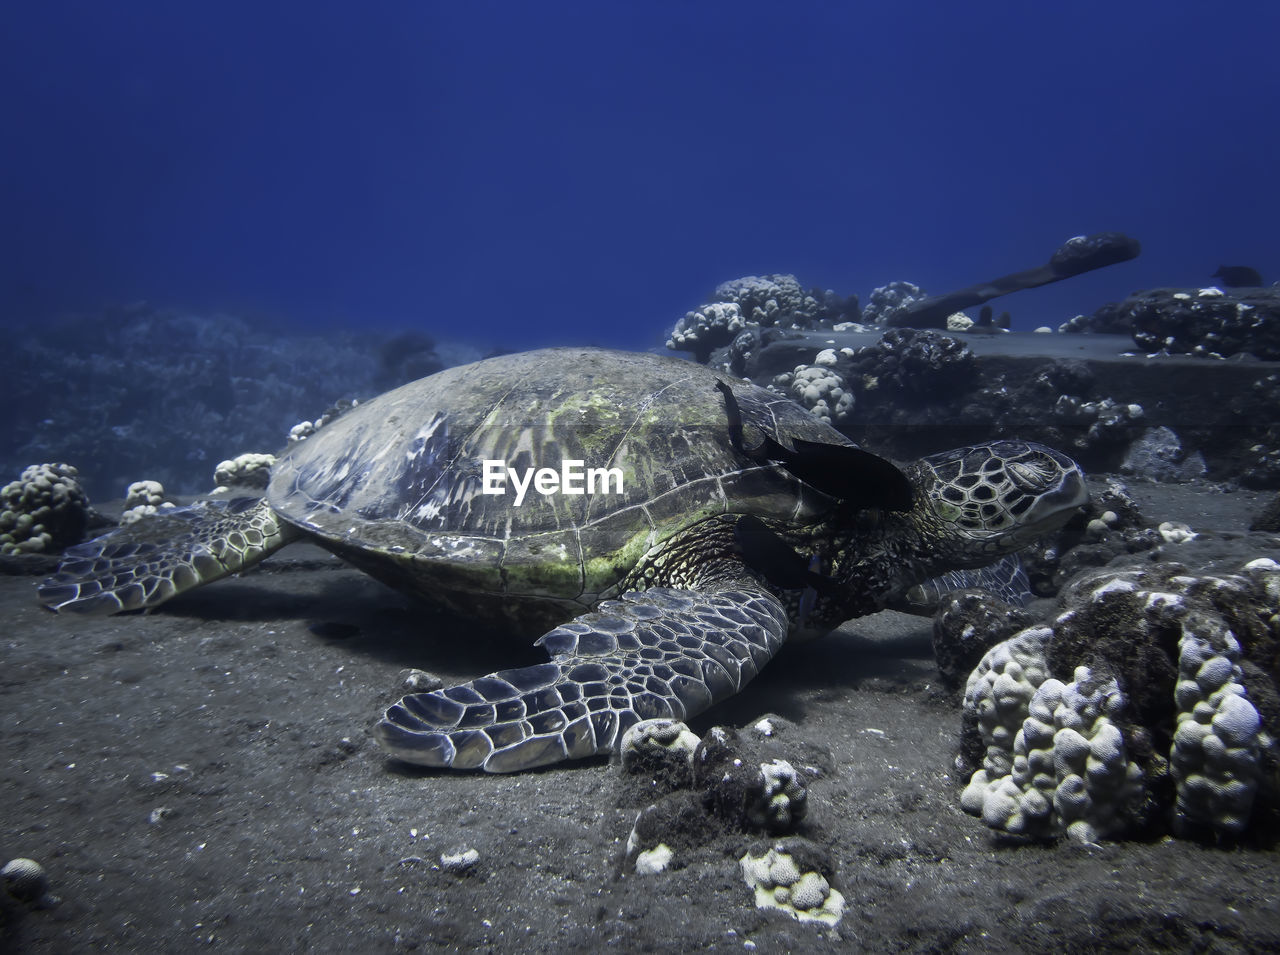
[1119,426,1207,482]
[1072,286,1280,360]
[666,274,856,363]
[1211,265,1265,289]
[932,590,1037,688]
[843,328,977,399]
[1,306,397,500]
[1252,492,1280,533]
[1128,287,1280,359]
[708,274,838,329]
[668,302,747,363]
[860,281,926,326]
[959,560,1280,843]
[619,715,831,876]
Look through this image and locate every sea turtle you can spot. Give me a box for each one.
[38,347,1088,772]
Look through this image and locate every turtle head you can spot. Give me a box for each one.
[908,440,1088,564]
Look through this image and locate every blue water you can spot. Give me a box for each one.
[4,1,1277,351]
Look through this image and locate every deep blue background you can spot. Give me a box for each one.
[4,1,1277,350]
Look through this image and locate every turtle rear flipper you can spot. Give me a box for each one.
[38,498,296,614]
[374,584,788,772]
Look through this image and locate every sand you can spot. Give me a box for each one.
[4,477,1280,953]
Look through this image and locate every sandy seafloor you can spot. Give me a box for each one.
[4,477,1280,953]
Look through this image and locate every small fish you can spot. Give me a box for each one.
[1211,265,1263,288]
[797,555,822,628]
[734,515,837,599]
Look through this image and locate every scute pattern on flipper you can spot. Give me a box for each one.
[903,553,1031,612]
[374,586,788,772]
[38,499,293,613]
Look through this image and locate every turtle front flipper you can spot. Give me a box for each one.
[38,498,297,614]
[374,585,789,773]
[898,553,1032,614]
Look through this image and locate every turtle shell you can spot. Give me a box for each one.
[269,347,850,632]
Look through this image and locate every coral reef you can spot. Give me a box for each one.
[666,274,856,364]
[840,329,977,407]
[932,590,1037,687]
[959,561,1280,843]
[860,281,925,326]
[1050,396,1146,455]
[709,274,825,329]
[618,718,700,791]
[1074,286,1280,359]
[213,453,276,491]
[0,306,422,500]
[1130,287,1280,359]
[739,842,844,926]
[772,362,855,425]
[619,715,831,875]
[0,464,91,556]
[961,637,1146,844]
[120,480,169,525]
[667,302,746,362]
[619,715,844,927]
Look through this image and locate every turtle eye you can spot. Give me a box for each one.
[1007,456,1057,493]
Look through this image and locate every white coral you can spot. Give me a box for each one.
[740,847,844,926]
[0,463,90,555]
[666,301,745,353]
[775,364,854,424]
[712,274,819,327]
[619,718,700,776]
[213,452,276,490]
[747,759,807,832]
[963,627,1053,778]
[963,561,1280,843]
[120,480,172,525]
[1170,613,1263,836]
[963,656,1141,843]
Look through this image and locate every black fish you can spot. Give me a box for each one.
[1211,265,1264,288]
[715,380,912,511]
[734,515,837,596]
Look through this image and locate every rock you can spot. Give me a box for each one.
[1251,493,1280,532]
[932,590,1037,687]
[2,857,52,906]
[1116,286,1280,359]
[1120,426,1207,482]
